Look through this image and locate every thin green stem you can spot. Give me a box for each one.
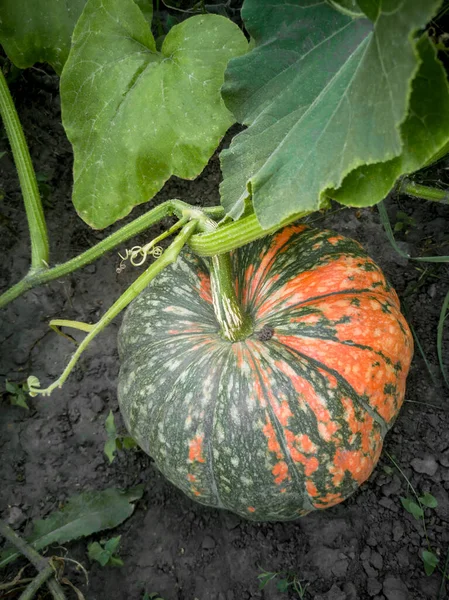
[0,199,215,309]
[399,179,449,203]
[386,452,432,550]
[29,220,199,396]
[0,69,49,270]
[19,565,54,600]
[0,520,66,600]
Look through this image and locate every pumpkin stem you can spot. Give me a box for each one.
[209,252,253,342]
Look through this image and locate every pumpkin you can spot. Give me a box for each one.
[117,224,413,521]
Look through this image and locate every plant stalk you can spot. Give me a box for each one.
[0,520,66,600]
[0,202,308,309]
[188,211,310,256]
[0,69,49,270]
[0,200,221,309]
[196,214,253,342]
[19,564,55,600]
[399,179,449,203]
[209,253,253,342]
[29,219,199,396]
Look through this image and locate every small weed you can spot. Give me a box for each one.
[388,453,443,578]
[88,535,123,567]
[143,593,165,600]
[104,410,137,463]
[258,568,309,598]
[394,210,416,234]
[5,380,29,410]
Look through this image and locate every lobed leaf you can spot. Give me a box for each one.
[60,0,247,229]
[0,486,143,568]
[331,36,449,206]
[0,0,153,74]
[0,0,86,74]
[220,0,442,228]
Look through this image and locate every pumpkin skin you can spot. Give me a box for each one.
[118,225,413,521]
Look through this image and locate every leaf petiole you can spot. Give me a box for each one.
[28,220,199,397]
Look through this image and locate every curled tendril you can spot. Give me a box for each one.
[117,244,163,273]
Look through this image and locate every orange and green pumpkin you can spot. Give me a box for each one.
[117,224,413,521]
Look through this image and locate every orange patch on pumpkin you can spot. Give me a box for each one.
[244,224,306,307]
[197,271,212,304]
[313,492,344,508]
[276,334,408,424]
[188,434,205,463]
[263,421,283,458]
[272,460,290,484]
[256,255,387,320]
[306,480,319,497]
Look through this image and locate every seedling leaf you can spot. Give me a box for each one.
[419,492,438,509]
[0,486,143,568]
[400,496,424,520]
[104,438,118,464]
[220,0,442,228]
[88,536,123,567]
[122,436,138,450]
[60,0,247,229]
[5,380,29,410]
[422,550,439,576]
[105,411,117,437]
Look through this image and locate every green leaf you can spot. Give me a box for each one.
[60,0,247,229]
[419,492,438,509]
[88,536,123,567]
[0,0,86,74]
[331,36,449,206]
[0,486,143,568]
[5,380,29,410]
[328,0,365,18]
[258,571,278,590]
[105,410,117,437]
[104,438,118,463]
[122,436,138,450]
[220,0,441,228]
[400,496,424,520]
[276,578,290,592]
[421,550,439,576]
[87,541,111,566]
[103,535,121,555]
[0,0,153,74]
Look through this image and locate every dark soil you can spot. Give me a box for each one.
[1,68,449,600]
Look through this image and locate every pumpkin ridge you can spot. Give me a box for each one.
[203,344,236,510]
[256,288,400,323]
[271,339,390,437]
[243,340,316,511]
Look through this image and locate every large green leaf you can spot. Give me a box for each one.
[220,0,442,229]
[0,486,143,568]
[60,0,247,229]
[0,0,153,74]
[331,36,449,206]
[0,0,86,74]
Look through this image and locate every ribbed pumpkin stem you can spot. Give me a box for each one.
[209,252,253,342]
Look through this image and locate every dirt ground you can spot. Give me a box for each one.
[1,66,449,600]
